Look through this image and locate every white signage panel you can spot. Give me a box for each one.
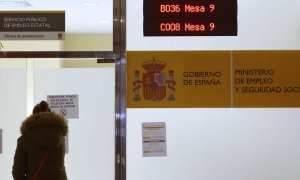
[47,94,79,119]
[142,122,167,157]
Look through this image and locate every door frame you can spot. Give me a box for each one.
[0,0,127,179]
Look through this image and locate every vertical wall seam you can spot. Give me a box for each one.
[26,59,34,115]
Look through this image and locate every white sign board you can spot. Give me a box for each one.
[0,129,2,153]
[47,94,79,119]
[142,122,167,157]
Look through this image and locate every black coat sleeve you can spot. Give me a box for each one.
[12,137,27,180]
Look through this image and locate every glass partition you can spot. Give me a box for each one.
[0,0,125,179]
[0,0,113,51]
[0,58,115,180]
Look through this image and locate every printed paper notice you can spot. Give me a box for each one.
[47,94,79,119]
[142,122,167,157]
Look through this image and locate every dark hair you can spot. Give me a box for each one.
[32,101,51,114]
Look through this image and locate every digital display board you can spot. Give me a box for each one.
[143,0,238,36]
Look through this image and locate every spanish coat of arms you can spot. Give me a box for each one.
[133,58,176,101]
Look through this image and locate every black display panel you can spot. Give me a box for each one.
[143,0,238,36]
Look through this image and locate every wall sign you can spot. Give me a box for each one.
[127,51,231,108]
[0,11,65,40]
[233,51,300,107]
[142,122,167,157]
[127,51,300,108]
[47,94,79,119]
[143,0,238,36]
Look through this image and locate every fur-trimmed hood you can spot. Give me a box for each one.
[20,112,68,149]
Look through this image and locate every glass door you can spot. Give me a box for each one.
[0,0,125,178]
[0,57,116,180]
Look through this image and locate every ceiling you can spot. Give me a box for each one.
[0,0,113,33]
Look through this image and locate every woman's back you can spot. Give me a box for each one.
[12,101,68,180]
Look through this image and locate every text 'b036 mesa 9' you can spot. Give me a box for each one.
[143,0,238,36]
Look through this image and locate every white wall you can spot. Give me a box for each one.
[126,0,300,179]
[127,109,300,180]
[0,61,27,180]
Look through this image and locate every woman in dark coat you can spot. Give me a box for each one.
[12,101,68,180]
